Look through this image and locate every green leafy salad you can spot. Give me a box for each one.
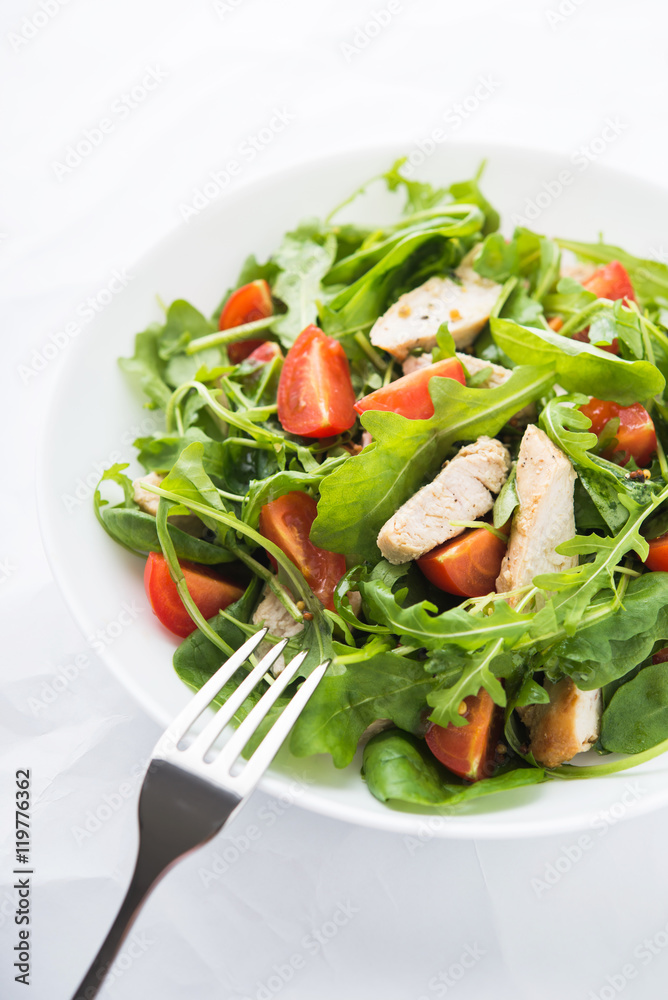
[95,158,668,813]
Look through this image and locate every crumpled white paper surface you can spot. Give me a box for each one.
[3,0,668,996]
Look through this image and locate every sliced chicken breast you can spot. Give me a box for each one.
[252,585,304,676]
[377,436,511,564]
[133,472,164,517]
[496,424,577,603]
[518,680,602,768]
[402,352,512,388]
[370,264,502,361]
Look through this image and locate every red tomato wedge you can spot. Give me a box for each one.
[355,357,466,420]
[247,341,283,364]
[426,689,502,781]
[417,526,507,598]
[277,325,357,438]
[144,552,244,638]
[579,398,656,467]
[645,537,668,573]
[259,491,346,610]
[583,260,636,303]
[572,261,636,355]
[219,279,273,364]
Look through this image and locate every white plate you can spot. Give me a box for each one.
[38,141,668,838]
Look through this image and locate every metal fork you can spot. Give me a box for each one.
[71,628,328,1000]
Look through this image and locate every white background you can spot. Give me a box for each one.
[3,0,668,997]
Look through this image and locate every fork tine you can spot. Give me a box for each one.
[231,659,329,794]
[187,639,290,757]
[152,628,268,758]
[212,649,310,771]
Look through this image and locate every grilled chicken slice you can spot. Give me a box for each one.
[402,352,512,388]
[377,436,511,564]
[133,471,164,517]
[496,424,577,604]
[518,680,602,768]
[370,264,502,361]
[252,585,304,676]
[497,424,599,764]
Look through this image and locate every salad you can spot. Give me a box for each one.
[95,158,668,813]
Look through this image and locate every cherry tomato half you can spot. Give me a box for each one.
[258,491,346,610]
[579,398,656,467]
[144,552,244,638]
[247,341,283,365]
[417,526,507,598]
[583,260,636,303]
[355,357,466,421]
[425,689,502,781]
[219,279,273,364]
[645,537,668,573]
[277,325,357,438]
[572,261,636,354]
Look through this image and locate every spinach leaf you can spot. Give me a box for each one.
[545,573,668,689]
[289,651,436,768]
[312,364,554,560]
[101,508,235,564]
[601,661,668,753]
[491,318,664,404]
[362,730,547,808]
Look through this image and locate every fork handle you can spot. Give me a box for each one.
[71,854,164,1000]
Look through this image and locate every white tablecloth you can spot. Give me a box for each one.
[3,1,668,996]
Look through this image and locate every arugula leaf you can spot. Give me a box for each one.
[158,300,214,359]
[544,573,668,689]
[491,318,664,404]
[538,395,659,532]
[362,730,547,807]
[557,239,668,305]
[271,222,337,346]
[290,650,436,768]
[135,428,227,478]
[119,327,173,409]
[312,365,554,560]
[601,660,668,754]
